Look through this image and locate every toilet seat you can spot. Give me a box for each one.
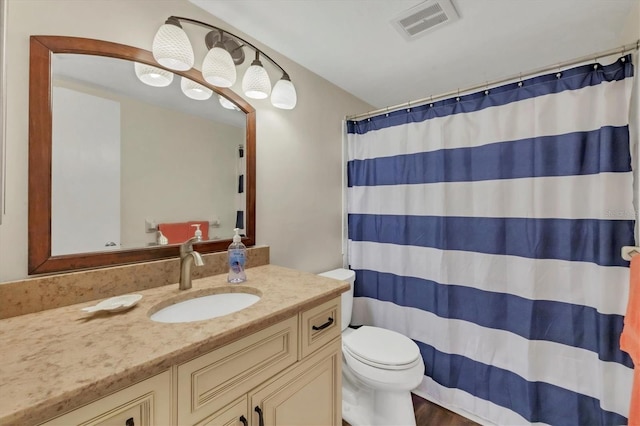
[343,326,421,370]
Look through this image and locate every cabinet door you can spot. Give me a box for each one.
[249,338,341,426]
[40,370,171,426]
[177,316,298,425]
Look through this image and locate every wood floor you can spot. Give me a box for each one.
[342,393,479,426]
[410,393,479,426]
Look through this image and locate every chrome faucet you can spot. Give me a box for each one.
[179,235,204,290]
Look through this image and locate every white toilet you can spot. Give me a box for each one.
[319,269,424,426]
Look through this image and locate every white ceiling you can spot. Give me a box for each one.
[190,0,638,110]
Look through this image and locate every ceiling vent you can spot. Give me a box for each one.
[391,0,459,41]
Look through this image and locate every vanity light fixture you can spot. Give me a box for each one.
[271,73,297,110]
[202,30,237,88]
[134,62,174,87]
[180,77,213,100]
[151,16,297,110]
[152,17,195,71]
[242,51,271,99]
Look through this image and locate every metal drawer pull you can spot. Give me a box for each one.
[255,406,264,426]
[239,415,248,426]
[125,418,134,426]
[312,317,334,331]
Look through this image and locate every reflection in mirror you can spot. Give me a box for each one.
[29,36,256,274]
[51,54,245,255]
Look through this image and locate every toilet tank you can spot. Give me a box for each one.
[318,268,355,331]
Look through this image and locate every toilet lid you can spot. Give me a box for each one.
[343,326,421,369]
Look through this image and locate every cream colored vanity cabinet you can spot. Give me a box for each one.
[36,298,342,426]
[179,297,342,426]
[39,370,172,426]
[177,316,299,425]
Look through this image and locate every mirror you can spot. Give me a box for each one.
[29,36,256,274]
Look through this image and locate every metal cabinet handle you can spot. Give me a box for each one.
[125,418,134,426]
[255,406,264,426]
[239,415,248,426]
[312,317,334,331]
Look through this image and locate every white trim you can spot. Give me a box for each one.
[631,50,640,242]
[342,119,349,268]
[0,0,6,222]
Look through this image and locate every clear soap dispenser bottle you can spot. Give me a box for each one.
[227,228,247,283]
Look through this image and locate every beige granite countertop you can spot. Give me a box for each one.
[0,264,349,425]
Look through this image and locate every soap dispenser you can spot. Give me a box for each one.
[227,228,247,283]
[191,224,203,240]
[157,231,168,245]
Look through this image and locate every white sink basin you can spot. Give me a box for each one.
[150,292,260,323]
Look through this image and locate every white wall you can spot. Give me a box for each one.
[120,94,240,247]
[0,0,372,282]
[51,86,121,255]
[54,77,242,247]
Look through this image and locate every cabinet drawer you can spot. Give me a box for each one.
[39,370,171,426]
[195,395,247,426]
[177,316,298,425]
[299,297,341,359]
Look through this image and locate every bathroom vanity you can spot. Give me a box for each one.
[0,33,351,426]
[0,265,349,425]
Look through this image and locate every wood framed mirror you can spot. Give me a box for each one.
[29,36,256,274]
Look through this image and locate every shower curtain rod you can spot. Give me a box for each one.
[346,39,640,121]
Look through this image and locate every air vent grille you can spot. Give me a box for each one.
[392,0,459,41]
[398,3,443,29]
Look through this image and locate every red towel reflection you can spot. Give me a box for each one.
[158,221,209,244]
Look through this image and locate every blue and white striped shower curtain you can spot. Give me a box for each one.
[347,56,636,425]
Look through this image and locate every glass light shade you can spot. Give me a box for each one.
[271,78,297,109]
[242,63,271,99]
[152,23,194,71]
[218,95,239,110]
[134,63,174,87]
[202,46,237,88]
[180,77,213,100]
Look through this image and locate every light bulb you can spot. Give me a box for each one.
[180,77,213,100]
[219,95,239,110]
[134,63,174,87]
